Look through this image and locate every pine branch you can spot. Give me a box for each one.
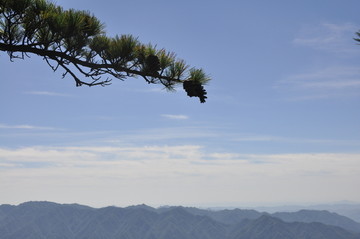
[0,0,211,102]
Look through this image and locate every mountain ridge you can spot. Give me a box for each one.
[1,201,360,239]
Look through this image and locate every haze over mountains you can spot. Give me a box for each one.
[1,202,360,239]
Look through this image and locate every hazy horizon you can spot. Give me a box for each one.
[2,199,360,210]
[2,199,360,211]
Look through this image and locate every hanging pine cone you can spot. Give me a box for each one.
[183,80,207,103]
[145,54,161,75]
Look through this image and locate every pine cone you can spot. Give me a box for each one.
[183,81,207,103]
[145,55,161,74]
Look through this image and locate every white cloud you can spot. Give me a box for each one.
[161,114,189,120]
[234,135,284,142]
[277,66,360,100]
[0,146,359,207]
[293,22,359,54]
[0,123,58,130]
[0,162,20,167]
[26,91,72,97]
[286,66,360,88]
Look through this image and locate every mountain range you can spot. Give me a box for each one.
[252,203,360,223]
[1,201,360,239]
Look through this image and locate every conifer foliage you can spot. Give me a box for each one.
[0,0,210,102]
[355,31,360,44]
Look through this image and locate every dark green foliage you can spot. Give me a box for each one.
[0,0,210,103]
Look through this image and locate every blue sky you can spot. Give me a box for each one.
[0,0,360,208]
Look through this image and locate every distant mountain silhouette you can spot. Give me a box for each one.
[182,207,262,224]
[1,202,360,239]
[157,205,360,233]
[229,215,360,239]
[273,209,360,233]
[253,203,360,223]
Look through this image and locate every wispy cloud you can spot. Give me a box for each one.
[0,162,20,167]
[285,66,360,88]
[279,22,360,100]
[293,22,359,54]
[277,66,360,100]
[161,114,189,120]
[26,91,72,97]
[0,123,58,130]
[233,135,360,145]
[234,135,284,142]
